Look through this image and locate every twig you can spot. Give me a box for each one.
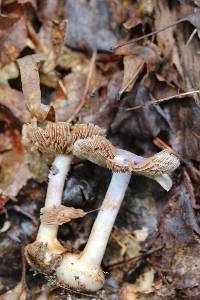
[113,16,189,51]
[153,137,176,155]
[107,246,163,270]
[186,28,197,46]
[12,204,38,227]
[67,51,97,122]
[126,90,200,111]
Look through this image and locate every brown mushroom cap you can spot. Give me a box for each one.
[23,122,72,154]
[73,135,115,168]
[22,122,106,155]
[107,149,180,176]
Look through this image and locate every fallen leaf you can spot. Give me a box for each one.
[17,54,55,122]
[0,108,32,198]
[166,100,200,161]
[52,72,87,121]
[0,83,30,123]
[112,79,165,139]
[113,41,160,62]
[120,268,155,300]
[120,55,144,94]
[0,14,27,67]
[0,62,19,84]
[38,19,67,87]
[123,16,142,30]
[150,182,200,298]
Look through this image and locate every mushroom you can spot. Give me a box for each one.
[54,139,179,292]
[24,122,179,292]
[23,121,106,274]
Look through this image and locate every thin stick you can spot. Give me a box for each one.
[113,16,188,51]
[67,51,97,122]
[153,137,176,155]
[126,90,200,111]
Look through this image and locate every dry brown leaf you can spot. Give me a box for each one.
[154,0,184,81]
[123,16,142,30]
[17,54,55,122]
[40,205,86,225]
[0,61,19,84]
[120,269,155,300]
[57,46,90,73]
[38,19,67,87]
[18,0,37,9]
[113,40,160,60]
[120,55,144,94]
[0,15,27,67]
[0,112,32,198]
[0,83,30,123]
[116,42,160,94]
[52,73,87,121]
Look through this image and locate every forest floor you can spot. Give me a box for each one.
[1,0,200,299]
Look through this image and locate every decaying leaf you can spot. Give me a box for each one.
[167,101,200,161]
[52,73,87,121]
[17,54,55,122]
[40,205,86,225]
[120,55,144,95]
[0,62,19,84]
[150,182,200,298]
[39,20,67,73]
[38,19,67,87]
[0,15,27,67]
[0,109,32,198]
[120,268,155,300]
[0,83,30,123]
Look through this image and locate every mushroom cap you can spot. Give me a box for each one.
[22,122,106,155]
[23,122,72,154]
[108,149,180,176]
[73,135,115,168]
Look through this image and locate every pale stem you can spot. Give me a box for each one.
[81,172,131,268]
[37,154,72,246]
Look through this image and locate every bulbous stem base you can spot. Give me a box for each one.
[56,253,105,292]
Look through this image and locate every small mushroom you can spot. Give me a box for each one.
[23,121,107,273]
[55,144,179,292]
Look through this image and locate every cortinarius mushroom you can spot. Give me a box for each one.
[23,120,180,292]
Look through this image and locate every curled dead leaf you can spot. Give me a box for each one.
[17,54,55,122]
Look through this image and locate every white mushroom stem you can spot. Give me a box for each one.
[36,154,72,253]
[56,172,131,291]
[81,172,131,268]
